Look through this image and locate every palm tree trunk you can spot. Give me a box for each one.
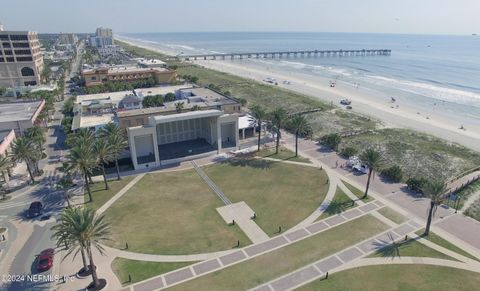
[102,164,109,190]
[84,172,92,202]
[80,247,89,272]
[363,169,373,199]
[115,159,121,181]
[88,174,93,184]
[87,246,100,287]
[26,162,35,183]
[257,121,261,152]
[275,127,280,154]
[424,200,435,236]
[295,131,299,157]
[64,191,71,208]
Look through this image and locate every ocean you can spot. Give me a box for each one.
[119,32,480,127]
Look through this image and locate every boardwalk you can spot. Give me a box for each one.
[172,49,392,61]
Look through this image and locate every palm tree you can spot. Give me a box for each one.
[289,115,311,157]
[175,102,185,113]
[51,207,111,288]
[10,137,36,183]
[359,148,383,199]
[250,105,267,151]
[98,123,127,181]
[270,108,287,154]
[66,141,97,202]
[26,125,46,152]
[56,175,73,208]
[0,154,12,194]
[421,180,446,236]
[93,138,114,190]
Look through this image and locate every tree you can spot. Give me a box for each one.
[93,138,114,190]
[26,125,46,151]
[56,175,73,208]
[250,105,267,151]
[175,102,185,113]
[288,115,311,157]
[421,180,446,236]
[0,154,13,193]
[66,140,97,202]
[359,148,383,199]
[164,92,176,102]
[191,105,201,111]
[10,137,36,183]
[321,133,342,151]
[0,86,6,96]
[98,123,127,181]
[270,108,287,154]
[51,207,111,288]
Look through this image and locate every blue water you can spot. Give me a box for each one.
[120,32,480,123]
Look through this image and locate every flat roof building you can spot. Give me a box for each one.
[0,100,45,134]
[72,86,242,169]
[81,66,177,87]
[0,27,44,88]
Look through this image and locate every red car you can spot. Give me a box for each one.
[36,248,54,272]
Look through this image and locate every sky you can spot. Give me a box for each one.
[1,0,479,35]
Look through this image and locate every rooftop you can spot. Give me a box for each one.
[81,66,169,75]
[0,101,43,123]
[72,113,116,131]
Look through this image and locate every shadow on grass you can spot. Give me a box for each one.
[324,200,356,216]
[373,233,412,260]
[222,157,272,170]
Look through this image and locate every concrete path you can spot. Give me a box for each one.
[126,200,384,290]
[96,173,145,215]
[217,201,270,243]
[280,132,480,254]
[251,219,423,291]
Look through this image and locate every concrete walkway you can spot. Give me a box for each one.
[126,199,384,290]
[96,173,146,215]
[280,132,480,255]
[217,201,270,243]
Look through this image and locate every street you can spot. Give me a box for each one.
[0,43,83,290]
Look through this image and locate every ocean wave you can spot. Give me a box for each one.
[368,75,480,106]
[163,43,197,51]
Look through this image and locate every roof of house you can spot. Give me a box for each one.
[0,101,44,123]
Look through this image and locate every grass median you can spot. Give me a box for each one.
[111,258,195,286]
[298,265,480,291]
[168,214,388,291]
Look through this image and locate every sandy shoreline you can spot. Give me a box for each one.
[117,37,480,152]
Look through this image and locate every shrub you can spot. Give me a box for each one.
[164,92,176,102]
[381,165,403,182]
[320,133,342,151]
[406,177,429,194]
[340,146,358,158]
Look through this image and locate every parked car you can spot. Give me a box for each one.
[340,99,352,105]
[27,201,43,218]
[36,248,54,272]
[353,164,369,174]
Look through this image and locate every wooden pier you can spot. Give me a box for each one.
[172,49,391,61]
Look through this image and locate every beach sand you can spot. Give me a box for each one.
[118,38,480,152]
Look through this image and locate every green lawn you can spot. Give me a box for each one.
[415,229,479,262]
[369,238,455,261]
[342,180,374,202]
[203,158,329,235]
[168,215,388,291]
[84,176,135,211]
[257,147,311,163]
[297,265,480,291]
[318,187,356,220]
[111,258,195,286]
[377,207,407,224]
[103,169,250,255]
